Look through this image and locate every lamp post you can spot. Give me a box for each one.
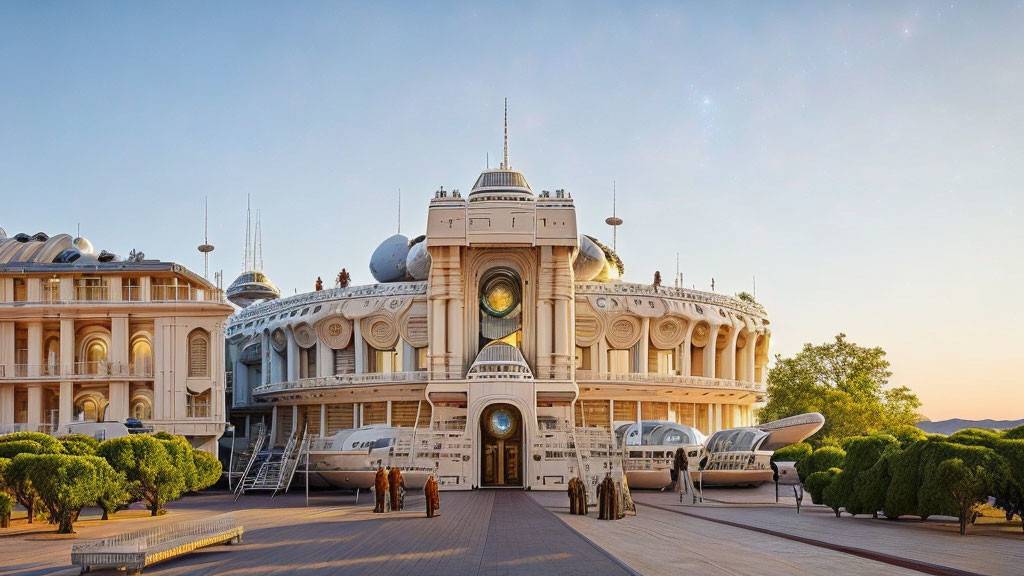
[225,423,236,491]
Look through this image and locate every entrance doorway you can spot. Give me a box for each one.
[480,403,523,487]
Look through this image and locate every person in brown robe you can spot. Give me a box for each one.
[388,466,405,511]
[373,466,390,513]
[424,474,440,518]
[598,474,619,520]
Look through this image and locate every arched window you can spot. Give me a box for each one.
[188,329,210,377]
[130,396,153,420]
[131,337,153,376]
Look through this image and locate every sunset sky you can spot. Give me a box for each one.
[2,2,1021,420]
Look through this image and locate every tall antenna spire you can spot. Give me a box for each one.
[242,195,251,271]
[254,209,264,271]
[605,180,623,252]
[198,195,215,279]
[502,97,509,169]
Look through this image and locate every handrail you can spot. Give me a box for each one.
[575,370,765,392]
[252,370,432,395]
[3,362,154,379]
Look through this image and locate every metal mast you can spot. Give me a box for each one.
[198,196,215,279]
[605,181,623,252]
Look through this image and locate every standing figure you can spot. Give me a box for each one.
[567,477,579,514]
[424,475,440,518]
[568,476,588,515]
[315,277,323,291]
[388,466,405,511]
[373,466,390,513]
[598,474,619,520]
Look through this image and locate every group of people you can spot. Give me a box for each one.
[372,465,441,518]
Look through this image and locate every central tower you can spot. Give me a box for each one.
[423,108,578,487]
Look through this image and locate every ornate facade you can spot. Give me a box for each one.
[226,157,771,489]
[0,230,233,452]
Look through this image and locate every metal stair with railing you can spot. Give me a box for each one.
[234,424,309,500]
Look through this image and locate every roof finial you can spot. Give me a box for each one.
[502,97,509,169]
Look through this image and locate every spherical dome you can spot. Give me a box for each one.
[369,234,410,283]
[405,240,431,281]
[73,237,95,255]
[573,235,607,282]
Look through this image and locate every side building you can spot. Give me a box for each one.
[0,230,233,453]
[226,158,772,489]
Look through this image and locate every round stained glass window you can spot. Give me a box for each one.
[488,409,517,439]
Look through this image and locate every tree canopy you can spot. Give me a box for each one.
[757,333,921,447]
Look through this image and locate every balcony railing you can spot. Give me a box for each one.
[3,362,154,379]
[187,403,212,418]
[574,370,765,392]
[253,370,430,395]
[0,423,55,435]
[75,285,110,301]
[150,285,221,302]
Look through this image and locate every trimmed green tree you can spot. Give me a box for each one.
[0,492,12,528]
[0,440,44,459]
[7,454,44,523]
[832,434,898,517]
[820,468,846,516]
[993,438,1024,531]
[934,458,1002,535]
[805,468,839,505]
[27,454,118,533]
[97,435,184,516]
[882,425,927,449]
[854,443,902,519]
[193,449,222,491]
[798,446,846,483]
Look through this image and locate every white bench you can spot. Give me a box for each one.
[71,515,243,575]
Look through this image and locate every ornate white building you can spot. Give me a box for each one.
[0,230,232,452]
[226,147,772,489]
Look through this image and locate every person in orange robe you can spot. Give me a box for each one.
[373,466,390,513]
[424,475,440,518]
[388,466,405,511]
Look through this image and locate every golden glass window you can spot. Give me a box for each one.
[188,330,210,377]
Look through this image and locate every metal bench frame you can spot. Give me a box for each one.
[71,515,243,575]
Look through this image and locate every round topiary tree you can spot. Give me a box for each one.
[882,425,927,449]
[27,454,113,533]
[0,491,12,528]
[7,453,44,524]
[97,435,184,516]
[935,457,1004,535]
[1003,425,1024,441]
[805,469,838,505]
[821,468,846,517]
[831,434,898,516]
[917,440,1007,520]
[0,440,44,459]
[192,449,222,492]
[798,446,846,483]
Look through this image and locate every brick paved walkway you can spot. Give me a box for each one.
[1,490,631,576]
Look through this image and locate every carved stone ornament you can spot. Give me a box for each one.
[317,316,353,350]
[605,315,643,349]
[292,322,317,349]
[400,300,429,348]
[361,314,399,350]
[651,316,688,349]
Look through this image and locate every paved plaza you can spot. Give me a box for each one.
[0,487,1021,576]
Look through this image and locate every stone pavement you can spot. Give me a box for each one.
[0,490,631,576]
[628,490,1023,576]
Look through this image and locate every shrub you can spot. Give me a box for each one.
[993,438,1024,532]
[854,443,902,519]
[60,434,100,456]
[820,468,845,516]
[0,440,44,459]
[805,469,839,505]
[98,435,184,516]
[935,458,1004,535]
[0,492,11,528]
[158,435,202,493]
[917,440,1006,520]
[947,428,1002,450]
[1003,425,1024,441]
[0,431,64,454]
[798,446,846,483]
[772,443,813,467]
[884,438,928,518]
[87,455,130,520]
[28,454,111,533]
[192,450,222,492]
[831,434,898,516]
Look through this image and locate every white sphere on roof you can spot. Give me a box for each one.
[73,237,95,255]
[369,234,410,283]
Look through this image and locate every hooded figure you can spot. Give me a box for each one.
[388,467,405,511]
[424,474,440,518]
[568,476,588,515]
[373,466,390,513]
[598,474,620,520]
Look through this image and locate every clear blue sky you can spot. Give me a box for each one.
[2,2,1022,420]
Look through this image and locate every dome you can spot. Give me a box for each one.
[369,234,410,283]
[468,168,533,201]
[405,240,431,281]
[227,270,281,308]
[573,235,607,282]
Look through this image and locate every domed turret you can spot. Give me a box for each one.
[227,270,280,308]
[573,235,607,282]
[369,234,410,283]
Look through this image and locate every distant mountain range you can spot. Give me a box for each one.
[916,418,1024,435]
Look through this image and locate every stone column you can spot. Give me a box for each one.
[286,328,299,382]
[353,321,365,374]
[704,325,719,379]
[714,403,723,432]
[261,332,271,385]
[27,384,42,426]
[723,324,740,381]
[27,322,42,377]
[639,318,650,375]
[0,387,13,430]
[108,382,129,422]
[60,317,75,377]
[745,336,757,383]
[59,381,73,427]
[110,314,129,368]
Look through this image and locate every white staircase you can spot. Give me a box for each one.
[234,425,309,500]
